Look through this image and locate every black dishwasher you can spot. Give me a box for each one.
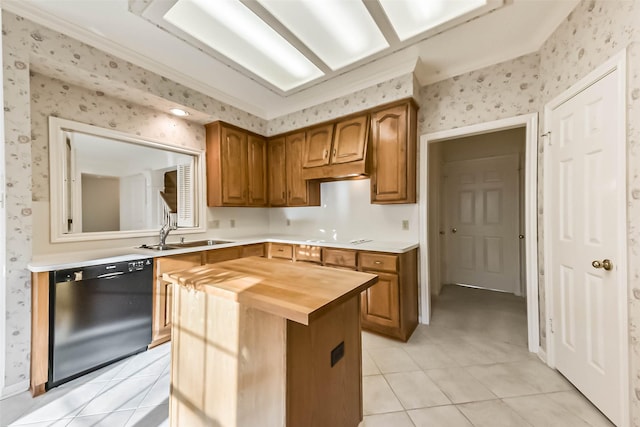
[48,258,154,389]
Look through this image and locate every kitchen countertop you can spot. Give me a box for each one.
[163,256,378,325]
[27,234,419,272]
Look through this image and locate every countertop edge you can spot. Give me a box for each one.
[28,236,419,272]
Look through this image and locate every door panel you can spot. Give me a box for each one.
[445,155,519,293]
[268,137,287,206]
[303,124,333,168]
[286,132,309,206]
[550,69,622,425]
[247,135,267,206]
[221,126,247,205]
[332,115,368,164]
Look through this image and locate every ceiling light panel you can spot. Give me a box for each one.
[257,0,389,71]
[163,0,323,92]
[379,0,488,41]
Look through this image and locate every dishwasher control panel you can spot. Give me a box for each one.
[128,260,148,272]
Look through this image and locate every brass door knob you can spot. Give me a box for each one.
[592,259,613,271]
[451,228,457,233]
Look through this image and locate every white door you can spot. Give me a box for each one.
[549,68,624,426]
[444,155,519,293]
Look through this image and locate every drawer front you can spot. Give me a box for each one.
[359,252,398,272]
[295,245,322,263]
[206,246,242,264]
[241,243,265,258]
[270,243,294,260]
[323,248,357,268]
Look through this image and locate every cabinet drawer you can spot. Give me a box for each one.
[241,243,265,258]
[323,248,357,269]
[359,252,398,272]
[205,246,242,264]
[269,243,294,260]
[295,245,322,263]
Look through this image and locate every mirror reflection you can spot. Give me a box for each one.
[49,117,203,241]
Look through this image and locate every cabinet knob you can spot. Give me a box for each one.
[323,149,328,159]
[332,148,337,158]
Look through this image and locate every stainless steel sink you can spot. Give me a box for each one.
[139,239,232,251]
[167,239,231,248]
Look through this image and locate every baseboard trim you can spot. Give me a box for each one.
[0,380,29,400]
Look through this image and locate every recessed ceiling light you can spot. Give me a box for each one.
[257,0,388,71]
[164,0,323,92]
[379,0,488,41]
[170,108,189,117]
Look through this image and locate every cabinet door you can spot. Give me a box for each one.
[370,103,417,204]
[221,125,248,205]
[303,124,334,168]
[286,132,311,206]
[268,137,287,206]
[332,115,368,165]
[247,135,268,206]
[361,271,400,330]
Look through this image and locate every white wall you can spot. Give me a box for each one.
[268,179,419,243]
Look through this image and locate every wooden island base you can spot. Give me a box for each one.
[165,257,377,427]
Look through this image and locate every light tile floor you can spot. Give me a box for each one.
[0,285,614,427]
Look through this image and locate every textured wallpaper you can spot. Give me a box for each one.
[267,73,415,136]
[30,72,205,202]
[417,53,541,135]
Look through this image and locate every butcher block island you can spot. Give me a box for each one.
[163,256,378,427]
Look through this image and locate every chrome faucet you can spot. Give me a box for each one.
[159,212,177,249]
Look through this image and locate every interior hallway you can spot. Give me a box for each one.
[0,285,614,427]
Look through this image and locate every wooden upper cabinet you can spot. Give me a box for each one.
[206,121,268,207]
[303,124,334,168]
[301,114,370,180]
[221,126,248,205]
[286,132,320,206]
[247,135,268,206]
[332,115,368,165]
[268,137,287,206]
[370,101,417,204]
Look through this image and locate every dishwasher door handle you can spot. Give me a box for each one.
[96,271,125,279]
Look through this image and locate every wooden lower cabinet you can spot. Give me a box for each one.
[360,271,400,330]
[151,252,203,347]
[359,249,418,341]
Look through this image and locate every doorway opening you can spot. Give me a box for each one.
[418,114,539,353]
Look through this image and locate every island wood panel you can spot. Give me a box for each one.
[30,271,50,396]
[171,284,286,427]
[151,252,203,348]
[287,295,362,426]
[163,257,377,326]
[167,258,372,427]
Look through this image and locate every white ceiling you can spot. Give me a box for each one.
[3,0,579,120]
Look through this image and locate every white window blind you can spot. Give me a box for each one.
[177,163,195,227]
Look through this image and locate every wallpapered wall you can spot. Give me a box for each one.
[3,3,640,421]
[416,0,640,421]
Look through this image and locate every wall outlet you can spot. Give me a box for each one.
[230,219,236,228]
[286,219,291,226]
[402,220,409,230]
[209,219,220,229]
